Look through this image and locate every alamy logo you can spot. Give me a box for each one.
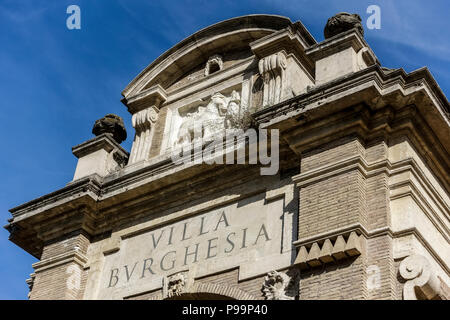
[170,127,279,176]
[366,5,381,30]
[366,265,381,290]
[66,5,81,30]
[66,265,81,290]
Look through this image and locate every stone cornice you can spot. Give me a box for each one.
[72,133,129,159]
[252,64,449,193]
[292,154,449,242]
[124,84,167,114]
[32,250,88,273]
[8,176,101,219]
[253,64,449,127]
[250,26,315,77]
[305,28,377,64]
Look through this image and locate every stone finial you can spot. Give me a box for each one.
[92,114,127,144]
[324,12,364,39]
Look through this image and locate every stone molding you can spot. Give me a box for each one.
[252,64,449,133]
[305,29,376,64]
[9,179,100,223]
[399,254,447,300]
[72,133,128,160]
[124,84,167,114]
[292,154,450,246]
[32,250,88,273]
[72,134,130,181]
[5,13,450,301]
[250,25,315,78]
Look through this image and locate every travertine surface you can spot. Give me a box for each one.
[6,13,449,300]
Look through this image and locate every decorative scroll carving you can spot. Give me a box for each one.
[174,90,241,148]
[129,106,159,164]
[258,51,287,107]
[167,272,186,298]
[399,254,445,300]
[205,54,223,76]
[262,270,294,300]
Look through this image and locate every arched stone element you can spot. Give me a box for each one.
[399,254,444,300]
[121,15,316,100]
[192,282,258,300]
[156,281,258,300]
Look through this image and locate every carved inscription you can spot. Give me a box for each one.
[107,211,271,288]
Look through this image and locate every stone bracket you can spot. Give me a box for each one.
[399,254,448,300]
[294,231,363,270]
[129,105,159,164]
[258,51,287,107]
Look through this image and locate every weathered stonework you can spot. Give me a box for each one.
[5,13,449,300]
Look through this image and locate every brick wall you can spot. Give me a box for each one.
[299,255,366,299]
[29,233,90,300]
[296,135,398,299]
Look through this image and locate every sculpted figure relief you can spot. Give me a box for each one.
[262,270,294,300]
[167,273,186,298]
[174,90,242,147]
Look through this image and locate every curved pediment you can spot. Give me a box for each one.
[121,15,296,103]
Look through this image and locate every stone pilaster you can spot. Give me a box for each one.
[29,232,90,300]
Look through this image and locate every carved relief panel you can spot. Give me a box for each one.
[160,83,252,154]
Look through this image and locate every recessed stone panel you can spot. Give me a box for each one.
[97,193,292,299]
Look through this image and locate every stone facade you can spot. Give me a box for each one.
[5,13,449,300]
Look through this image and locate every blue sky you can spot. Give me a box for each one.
[0,0,448,300]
